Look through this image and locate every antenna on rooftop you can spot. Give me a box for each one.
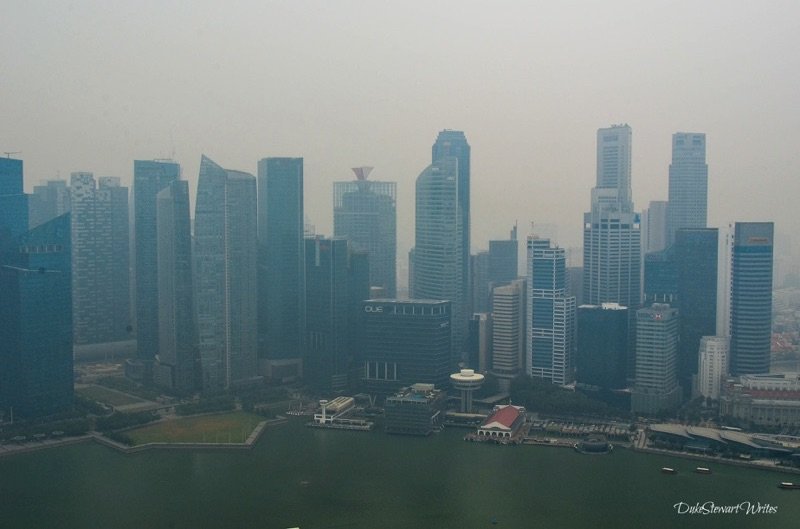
[352,166,373,181]
[4,151,21,158]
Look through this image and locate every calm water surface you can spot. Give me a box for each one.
[2,419,798,529]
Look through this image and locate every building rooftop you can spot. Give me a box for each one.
[480,405,523,430]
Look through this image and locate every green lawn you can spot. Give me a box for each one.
[126,411,263,445]
[77,385,146,407]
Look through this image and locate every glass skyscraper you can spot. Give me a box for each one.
[257,157,305,381]
[133,159,180,367]
[412,157,465,365]
[667,133,708,246]
[729,222,773,375]
[528,236,576,385]
[195,156,258,391]
[333,168,396,297]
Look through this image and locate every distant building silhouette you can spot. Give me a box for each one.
[667,133,707,246]
[631,303,681,414]
[576,303,629,390]
[29,179,70,229]
[333,168,396,297]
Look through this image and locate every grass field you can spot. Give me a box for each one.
[126,411,263,445]
[77,385,146,407]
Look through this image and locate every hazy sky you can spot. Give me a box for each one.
[3,1,799,264]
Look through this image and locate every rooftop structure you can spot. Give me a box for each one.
[477,405,526,439]
[450,368,485,413]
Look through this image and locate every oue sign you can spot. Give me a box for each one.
[364,305,384,313]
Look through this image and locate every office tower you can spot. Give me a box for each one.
[470,251,490,314]
[729,222,774,375]
[717,224,735,337]
[643,246,677,304]
[631,303,681,414]
[333,167,397,297]
[528,237,576,385]
[360,299,452,394]
[195,156,259,391]
[71,173,131,348]
[29,179,71,229]
[466,312,492,372]
[667,133,707,245]
[642,200,668,254]
[133,160,180,368]
[412,157,465,364]
[154,180,197,393]
[0,213,72,419]
[257,157,305,381]
[491,278,526,392]
[489,224,519,284]
[432,130,471,316]
[697,336,729,400]
[674,228,718,397]
[0,158,28,249]
[576,303,629,390]
[583,125,641,309]
[567,267,583,307]
[304,236,370,392]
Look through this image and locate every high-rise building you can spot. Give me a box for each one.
[583,125,641,309]
[0,213,73,419]
[257,157,305,381]
[489,225,519,284]
[432,130,470,308]
[133,160,180,368]
[466,312,492,373]
[528,237,576,385]
[0,158,28,248]
[642,200,668,254]
[304,236,370,392]
[470,251,491,314]
[412,157,465,365]
[729,222,774,375]
[154,180,197,393]
[195,156,259,391]
[697,336,729,400]
[491,278,526,391]
[29,179,70,229]
[576,303,629,390]
[631,303,681,414]
[667,133,707,246]
[360,299,451,395]
[71,173,131,348]
[333,167,396,297]
[674,228,718,396]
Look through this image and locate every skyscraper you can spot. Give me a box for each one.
[71,173,131,348]
[576,303,629,390]
[412,157,465,365]
[0,158,28,249]
[304,236,369,392]
[133,159,180,368]
[528,237,576,385]
[631,303,681,414]
[154,180,197,393]
[29,179,70,229]
[583,124,641,309]
[642,200,668,254]
[195,156,259,391]
[0,213,73,419]
[491,278,526,392]
[432,130,471,343]
[257,157,305,380]
[697,336,729,400]
[333,167,396,297]
[667,133,707,245]
[729,222,774,375]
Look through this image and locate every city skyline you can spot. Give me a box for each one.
[2,2,798,259]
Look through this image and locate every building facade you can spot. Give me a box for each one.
[154,180,198,393]
[133,159,180,367]
[491,278,526,391]
[412,158,465,364]
[697,336,729,400]
[29,179,70,229]
[729,222,774,375]
[333,168,396,297]
[666,133,708,246]
[631,303,681,414]
[576,303,629,390]
[360,299,451,394]
[528,237,575,385]
[194,156,259,391]
[257,157,305,380]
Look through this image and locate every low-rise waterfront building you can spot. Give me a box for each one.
[477,405,526,439]
[384,384,445,436]
[720,373,800,428]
